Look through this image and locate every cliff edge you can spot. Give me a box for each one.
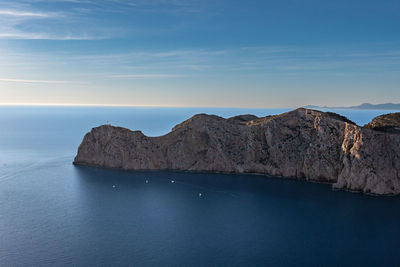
[364,112,400,134]
[74,108,400,195]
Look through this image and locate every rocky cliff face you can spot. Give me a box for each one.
[74,108,400,195]
[364,112,400,134]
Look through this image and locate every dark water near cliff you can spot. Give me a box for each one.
[0,106,399,266]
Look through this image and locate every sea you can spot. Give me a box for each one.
[0,106,399,266]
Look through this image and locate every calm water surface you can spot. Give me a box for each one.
[0,106,399,266]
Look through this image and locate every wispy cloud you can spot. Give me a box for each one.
[29,0,209,14]
[0,0,216,40]
[2,45,400,90]
[109,74,184,79]
[68,46,400,76]
[0,9,52,17]
[0,2,109,40]
[0,78,85,84]
[0,32,103,40]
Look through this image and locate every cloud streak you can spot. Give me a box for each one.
[0,0,214,40]
[0,78,85,84]
[0,2,108,40]
[0,9,52,17]
[0,32,103,40]
[109,74,184,79]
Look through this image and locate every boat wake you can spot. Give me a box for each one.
[0,155,72,183]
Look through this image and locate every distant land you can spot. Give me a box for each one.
[304,103,400,110]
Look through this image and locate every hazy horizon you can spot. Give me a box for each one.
[0,101,399,110]
[1,0,399,107]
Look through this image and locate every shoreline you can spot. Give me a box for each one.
[72,161,399,197]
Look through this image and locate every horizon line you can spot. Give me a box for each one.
[0,103,296,109]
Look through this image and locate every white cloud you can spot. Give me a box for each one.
[109,74,184,79]
[0,9,52,17]
[0,78,85,84]
[0,3,108,40]
[0,31,101,40]
[0,0,213,40]
[0,32,102,40]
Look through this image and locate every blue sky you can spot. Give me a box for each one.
[0,0,399,107]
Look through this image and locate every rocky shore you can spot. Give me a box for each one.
[74,108,400,195]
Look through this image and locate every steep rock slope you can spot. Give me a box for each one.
[74,108,400,195]
[364,112,400,134]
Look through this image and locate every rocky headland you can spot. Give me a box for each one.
[74,108,400,196]
[364,112,400,134]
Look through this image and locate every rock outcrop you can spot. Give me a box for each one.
[74,108,400,195]
[364,112,400,134]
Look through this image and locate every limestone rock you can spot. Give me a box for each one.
[364,112,400,134]
[74,108,400,195]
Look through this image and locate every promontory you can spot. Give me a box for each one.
[74,108,400,196]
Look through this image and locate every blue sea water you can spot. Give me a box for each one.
[0,106,399,266]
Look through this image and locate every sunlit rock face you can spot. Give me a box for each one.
[74,108,400,196]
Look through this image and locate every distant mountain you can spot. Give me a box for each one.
[304,103,400,110]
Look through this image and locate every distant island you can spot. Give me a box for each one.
[304,103,400,110]
[74,108,400,196]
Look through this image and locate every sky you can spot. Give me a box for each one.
[0,0,399,108]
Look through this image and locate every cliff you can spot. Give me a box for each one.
[73,108,400,195]
[364,112,400,134]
